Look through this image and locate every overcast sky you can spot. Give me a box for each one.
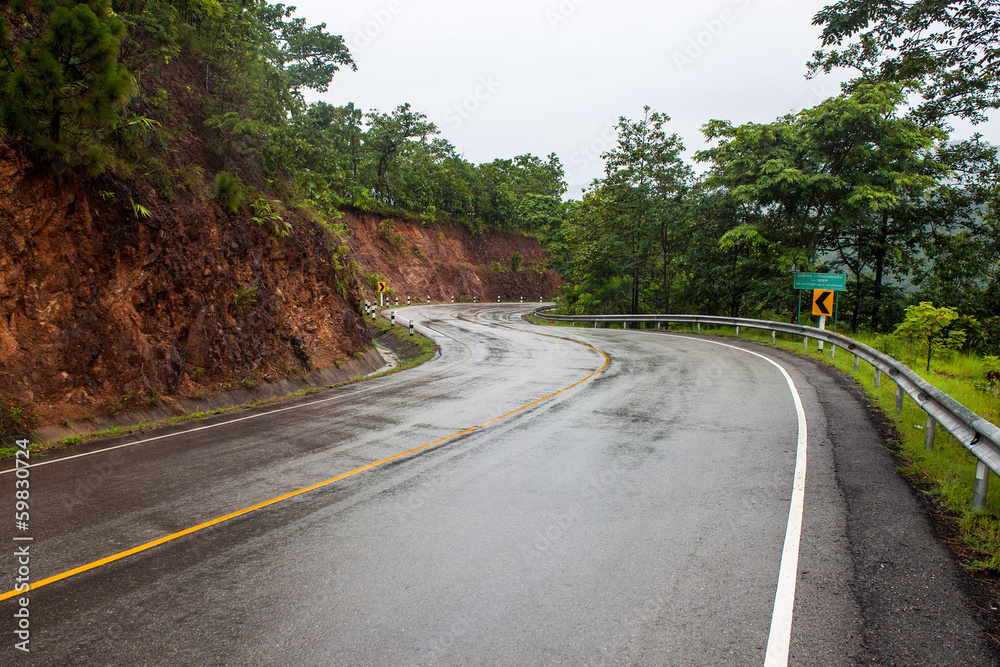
[294,0,994,198]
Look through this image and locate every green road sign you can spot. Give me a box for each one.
[793,272,846,291]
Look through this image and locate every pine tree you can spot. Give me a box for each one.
[1,0,135,164]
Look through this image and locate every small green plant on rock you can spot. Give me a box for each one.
[251,197,291,237]
[232,286,259,314]
[129,198,152,219]
[108,394,131,416]
[0,401,37,439]
[214,172,244,213]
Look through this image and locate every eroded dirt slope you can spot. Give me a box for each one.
[344,208,562,305]
[0,146,368,430]
[0,152,563,437]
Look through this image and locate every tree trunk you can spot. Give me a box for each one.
[664,271,672,315]
[49,109,61,144]
[869,212,889,330]
[631,265,640,327]
[851,273,862,333]
[870,246,885,329]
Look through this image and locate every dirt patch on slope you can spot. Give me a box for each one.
[0,146,369,437]
[343,208,562,305]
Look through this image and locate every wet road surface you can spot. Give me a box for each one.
[1,304,996,665]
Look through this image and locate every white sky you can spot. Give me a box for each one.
[294,0,997,199]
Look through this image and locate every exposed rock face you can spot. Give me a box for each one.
[0,149,562,433]
[343,208,562,305]
[0,146,368,426]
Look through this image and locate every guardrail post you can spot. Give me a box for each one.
[803,336,808,351]
[895,385,904,414]
[875,369,881,388]
[697,323,701,333]
[771,331,775,344]
[974,461,989,510]
[854,355,859,372]
[829,344,836,359]
[735,326,740,337]
[925,414,936,451]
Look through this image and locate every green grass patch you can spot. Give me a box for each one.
[369,316,439,371]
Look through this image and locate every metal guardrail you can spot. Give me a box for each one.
[533,307,1000,510]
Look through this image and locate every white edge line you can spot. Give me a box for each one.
[665,334,808,667]
[1,314,473,475]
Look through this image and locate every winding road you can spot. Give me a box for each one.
[1,304,996,665]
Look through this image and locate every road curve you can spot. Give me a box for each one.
[1,304,995,666]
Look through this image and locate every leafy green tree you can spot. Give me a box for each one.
[195,1,353,170]
[601,107,691,315]
[256,2,355,104]
[365,103,438,200]
[810,0,1000,123]
[293,101,365,195]
[699,83,949,330]
[893,302,977,371]
[562,188,635,314]
[481,153,566,200]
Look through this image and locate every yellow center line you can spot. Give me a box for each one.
[0,320,609,603]
[1,318,475,476]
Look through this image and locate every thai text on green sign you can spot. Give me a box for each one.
[793,272,846,291]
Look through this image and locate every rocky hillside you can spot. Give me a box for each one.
[0,147,561,439]
[0,144,369,432]
[345,209,562,306]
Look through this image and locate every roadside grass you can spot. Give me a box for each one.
[370,315,439,365]
[525,314,1000,571]
[4,322,438,460]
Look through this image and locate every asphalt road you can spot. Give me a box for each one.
[1,304,996,665]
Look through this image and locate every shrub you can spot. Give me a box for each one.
[214,172,244,213]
